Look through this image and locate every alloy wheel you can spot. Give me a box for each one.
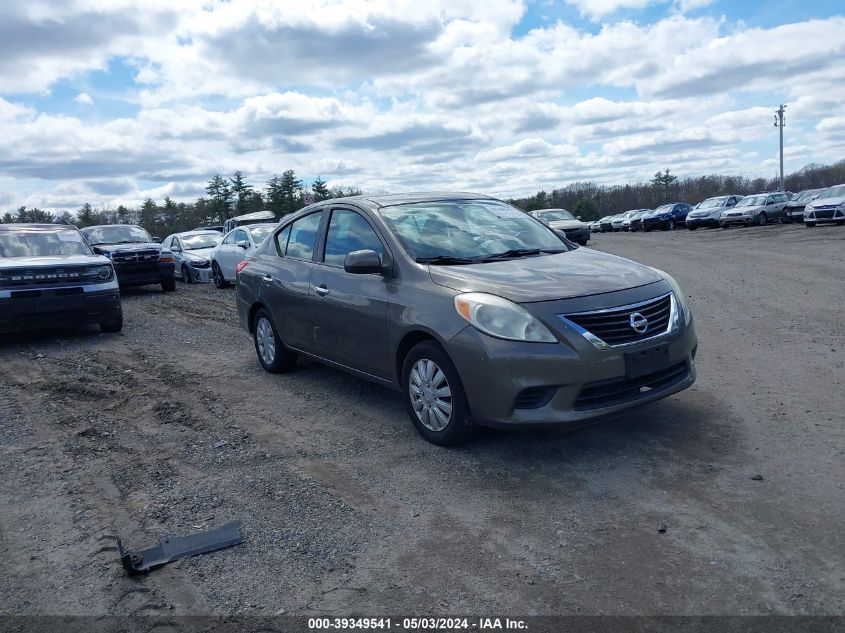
[255,317,276,366]
[409,358,453,431]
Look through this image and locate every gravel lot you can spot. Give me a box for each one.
[1,222,843,616]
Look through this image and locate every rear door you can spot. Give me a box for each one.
[308,207,392,379]
[258,211,324,351]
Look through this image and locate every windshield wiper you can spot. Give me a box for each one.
[415,255,479,265]
[482,248,566,261]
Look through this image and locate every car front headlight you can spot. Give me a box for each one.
[97,265,113,280]
[191,258,208,266]
[454,292,557,343]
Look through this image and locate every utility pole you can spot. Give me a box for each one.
[774,104,786,191]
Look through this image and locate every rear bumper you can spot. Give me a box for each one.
[115,262,175,286]
[0,286,122,333]
[444,317,698,428]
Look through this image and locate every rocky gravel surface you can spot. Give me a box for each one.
[1,221,843,616]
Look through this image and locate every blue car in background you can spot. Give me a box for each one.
[642,202,693,231]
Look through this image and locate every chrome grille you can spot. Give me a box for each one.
[560,293,674,347]
[110,250,160,264]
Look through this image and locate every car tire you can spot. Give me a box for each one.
[687,225,697,231]
[253,308,297,373]
[758,212,767,226]
[161,277,176,292]
[578,239,588,246]
[99,311,123,333]
[805,221,816,228]
[401,340,477,446]
[212,262,229,289]
[181,264,193,284]
[721,224,729,229]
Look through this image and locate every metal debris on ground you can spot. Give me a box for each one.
[118,521,243,576]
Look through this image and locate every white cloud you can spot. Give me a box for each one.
[74,92,93,105]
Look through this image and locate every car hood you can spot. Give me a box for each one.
[0,254,110,268]
[90,242,163,254]
[808,196,845,208]
[183,247,215,260]
[428,248,664,303]
[547,219,586,230]
[729,205,764,213]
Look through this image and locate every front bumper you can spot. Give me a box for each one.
[185,263,214,283]
[563,227,590,242]
[0,285,122,334]
[686,217,719,228]
[444,316,698,428]
[720,214,755,226]
[115,261,175,287]
[642,218,665,230]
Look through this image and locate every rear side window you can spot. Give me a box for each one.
[275,225,291,255]
[323,210,385,267]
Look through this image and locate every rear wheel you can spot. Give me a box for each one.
[688,225,697,231]
[805,221,816,228]
[212,262,229,289]
[402,340,476,446]
[253,309,297,373]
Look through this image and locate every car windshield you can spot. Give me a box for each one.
[654,204,673,213]
[0,229,92,258]
[181,233,221,250]
[737,195,767,207]
[82,225,152,245]
[248,225,274,242]
[699,197,726,208]
[378,200,567,263]
[535,209,575,222]
[818,184,845,199]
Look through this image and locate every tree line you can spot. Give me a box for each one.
[3,160,844,232]
[507,160,845,221]
[1,170,361,237]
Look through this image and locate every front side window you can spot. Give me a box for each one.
[0,229,93,258]
[378,199,567,263]
[737,195,766,207]
[323,210,385,267]
[285,212,323,260]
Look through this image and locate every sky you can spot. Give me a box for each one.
[1,0,844,212]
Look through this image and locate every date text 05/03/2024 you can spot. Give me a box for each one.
[307,617,528,630]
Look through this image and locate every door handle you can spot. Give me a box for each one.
[262,274,272,282]
[314,284,329,296]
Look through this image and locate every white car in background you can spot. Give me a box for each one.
[210,223,276,288]
[803,183,845,227]
[612,210,640,231]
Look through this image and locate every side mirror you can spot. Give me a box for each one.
[344,249,383,274]
[236,240,250,249]
[152,237,162,243]
[576,215,582,220]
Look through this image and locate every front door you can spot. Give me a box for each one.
[308,208,391,379]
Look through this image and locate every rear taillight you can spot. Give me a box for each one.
[236,261,249,274]
[159,255,173,263]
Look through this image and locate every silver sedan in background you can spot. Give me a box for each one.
[161,230,222,283]
[211,223,275,288]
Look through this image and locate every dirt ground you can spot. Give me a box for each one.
[1,222,843,616]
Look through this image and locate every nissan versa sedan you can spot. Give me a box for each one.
[236,193,697,445]
[162,230,223,283]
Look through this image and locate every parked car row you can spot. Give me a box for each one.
[591,185,845,234]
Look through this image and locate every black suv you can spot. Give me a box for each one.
[81,225,176,291]
[0,224,122,333]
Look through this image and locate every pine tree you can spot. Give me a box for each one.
[139,198,158,234]
[77,203,96,227]
[206,174,233,222]
[279,169,303,216]
[311,175,330,202]
[56,211,75,225]
[116,205,131,224]
[2,212,16,224]
[230,171,254,215]
[15,206,29,223]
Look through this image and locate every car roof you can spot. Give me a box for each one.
[319,191,497,209]
[80,224,143,231]
[0,223,79,231]
[176,230,220,236]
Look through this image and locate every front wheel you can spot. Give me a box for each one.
[253,309,297,373]
[688,225,697,231]
[758,212,768,226]
[100,311,123,333]
[161,277,176,292]
[578,239,588,246]
[402,341,476,446]
[212,262,229,289]
[181,264,193,284]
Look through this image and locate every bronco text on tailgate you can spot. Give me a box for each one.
[0,224,123,334]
